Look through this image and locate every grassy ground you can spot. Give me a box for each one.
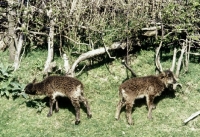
[0,49,200,137]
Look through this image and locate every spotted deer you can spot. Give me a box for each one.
[24,76,92,125]
[115,70,176,125]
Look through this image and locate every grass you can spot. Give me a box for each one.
[0,49,200,137]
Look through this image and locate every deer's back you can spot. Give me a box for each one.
[120,76,165,95]
[43,76,83,94]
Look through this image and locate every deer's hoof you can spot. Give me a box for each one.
[55,109,59,113]
[87,114,92,119]
[47,113,52,117]
[75,120,81,125]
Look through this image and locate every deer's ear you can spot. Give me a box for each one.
[32,78,36,83]
[160,71,166,79]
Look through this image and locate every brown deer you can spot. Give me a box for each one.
[115,70,176,125]
[24,76,92,125]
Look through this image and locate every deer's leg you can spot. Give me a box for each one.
[80,95,92,118]
[47,97,55,117]
[126,102,133,125]
[55,98,59,113]
[71,99,81,125]
[115,98,126,120]
[146,95,156,119]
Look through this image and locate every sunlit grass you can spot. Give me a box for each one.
[0,49,200,137]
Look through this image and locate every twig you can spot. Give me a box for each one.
[122,59,137,77]
[184,111,200,124]
[63,35,90,46]
[75,65,86,77]
[29,31,47,36]
[19,42,26,65]
[104,44,116,59]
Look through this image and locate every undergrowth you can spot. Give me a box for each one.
[0,63,27,99]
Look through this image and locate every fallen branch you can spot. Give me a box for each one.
[189,52,200,56]
[68,42,127,77]
[184,111,200,124]
[141,26,161,31]
[142,26,161,37]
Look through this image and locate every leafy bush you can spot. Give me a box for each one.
[26,99,47,113]
[0,63,28,99]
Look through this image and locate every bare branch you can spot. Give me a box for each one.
[69,42,127,76]
[122,59,137,77]
[185,39,191,72]
[143,30,157,37]
[29,31,47,36]
[184,111,200,124]
[170,47,177,72]
[69,47,108,77]
[155,41,163,73]
[176,42,187,77]
[75,65,86,77]
[103,40,116,59]
[141,26,161,31]
[189,52,200,56]
[63,54,70,74]
[142,26,161,37]
[63,35,90,46]
[70,0,78,16]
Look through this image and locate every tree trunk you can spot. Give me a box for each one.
[13,33,24,70]
[44,18,55,73]
[7,3,16,62]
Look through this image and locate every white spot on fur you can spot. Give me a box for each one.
[121,89,127,98]
[71,85,82,98]
[137,94,145,99]
[52,92,66,99]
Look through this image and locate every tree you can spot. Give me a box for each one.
[0,0,199,77]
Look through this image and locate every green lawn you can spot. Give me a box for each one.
[0,50,200,137]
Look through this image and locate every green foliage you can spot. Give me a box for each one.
[162,1,199,32]
[35,101,46,113]
[26,99,47,113]
[0,63,27,99]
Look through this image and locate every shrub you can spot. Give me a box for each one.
[0,63,27,99]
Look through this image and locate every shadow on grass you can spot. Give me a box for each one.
[25,96,89,117]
